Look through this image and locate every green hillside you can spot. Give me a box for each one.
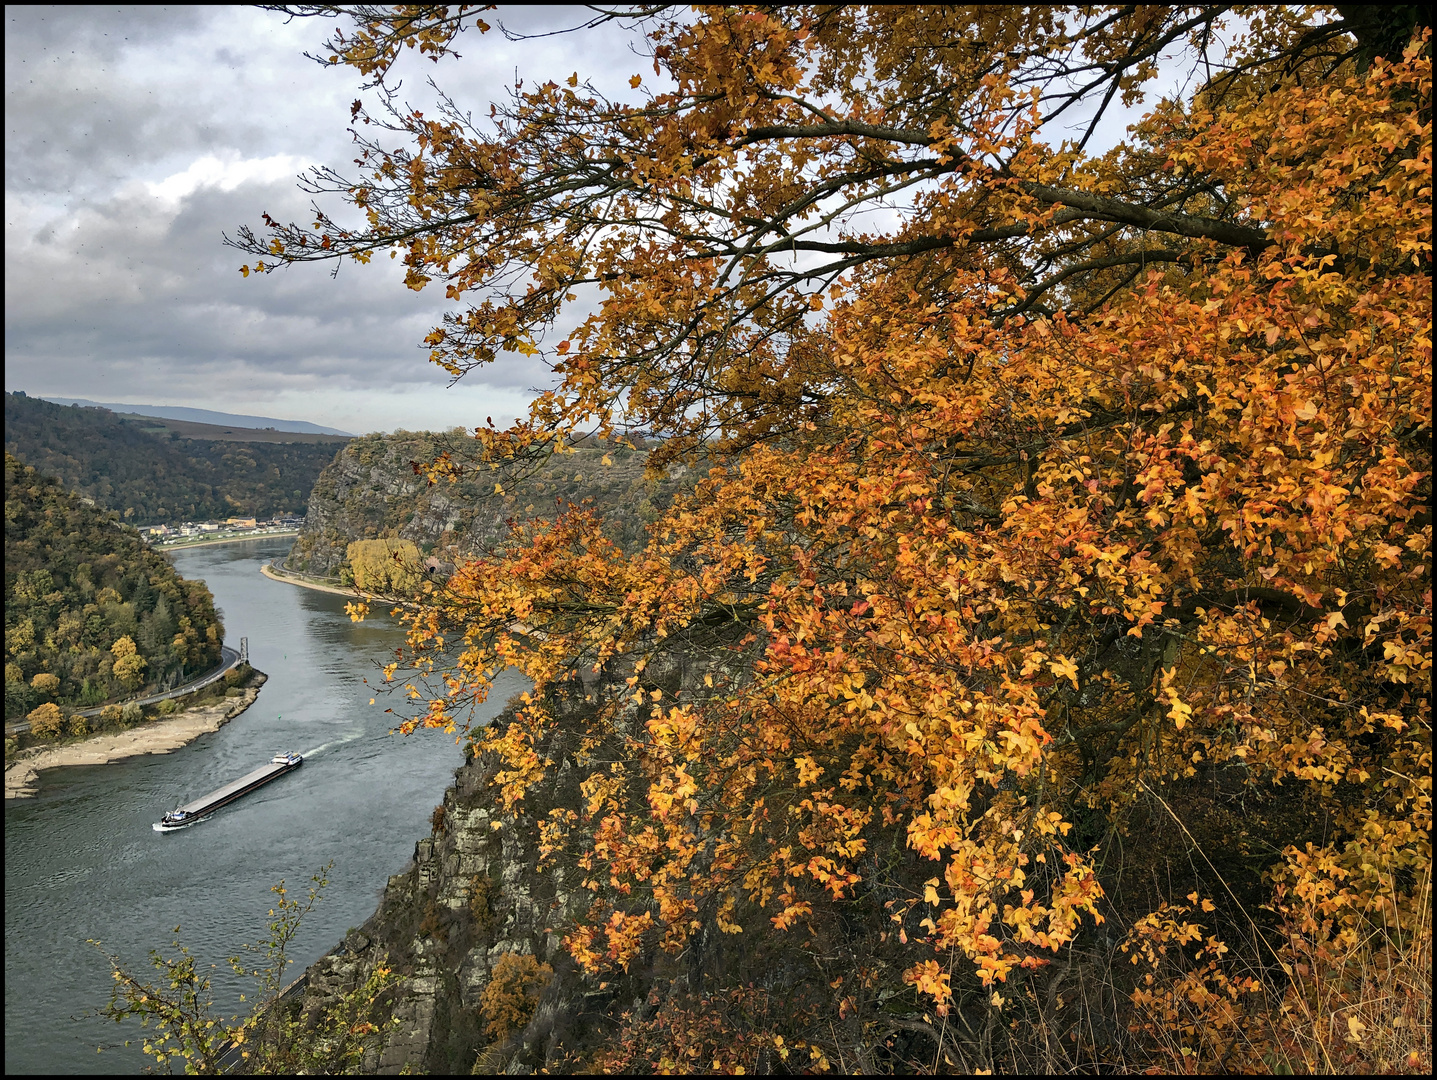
[5,453,224,719]
[4,392,345,524]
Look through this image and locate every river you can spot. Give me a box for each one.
[4,537,524,1074]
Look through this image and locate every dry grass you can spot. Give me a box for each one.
[1258,877,1431,1075]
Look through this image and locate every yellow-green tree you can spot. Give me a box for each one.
[345,538,422,595]
[110,635,147,690]
[29,672,59,698]
[27,701,63,739]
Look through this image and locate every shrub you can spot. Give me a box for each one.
[30,672,60,697]
[468,876,497,933]
[225,687,242,698]
[478,952,553,1043]
[100,704,123,727]
[156,698,179,716]
[27,702,63,738]
[68,712,91,738]
[121,701,142,726]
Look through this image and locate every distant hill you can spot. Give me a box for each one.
[4,393,346,525]
[5,453,224,719]
[38,397,354,437]
[111,412,352,445]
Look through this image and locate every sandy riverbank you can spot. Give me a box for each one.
[262,565,367,600]
[5,680,266,800]
[260,562,397,601]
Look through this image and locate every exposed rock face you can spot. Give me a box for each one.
[292,647,741,1075]
[294,699,591,1074]
[285,432,689,580]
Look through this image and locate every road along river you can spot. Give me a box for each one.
[4,537,524,1075]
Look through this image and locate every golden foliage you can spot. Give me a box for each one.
[26,701,63,739]
[345,537,422,594]
[478,952,553,1044]
[112,651,148,691]
[241,5,1431,1071]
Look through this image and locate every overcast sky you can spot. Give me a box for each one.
[5,7,1198,437]
[4,5,647,434]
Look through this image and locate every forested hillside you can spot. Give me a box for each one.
[284,430,691,580]
[4,454,224,720]
[4,392,344,523]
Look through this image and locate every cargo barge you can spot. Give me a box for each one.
[153,752,302,831]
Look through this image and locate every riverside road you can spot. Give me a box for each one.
[5,646,241,737]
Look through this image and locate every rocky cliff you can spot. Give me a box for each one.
[284,432,690,580]
[284,642,909,1075]
[295,655,710,1074]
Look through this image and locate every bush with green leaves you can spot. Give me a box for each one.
[91,863,398,1074]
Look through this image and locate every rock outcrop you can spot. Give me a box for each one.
[284,432,690,581]
[294,692,597,1074]
[289,642,779,1075]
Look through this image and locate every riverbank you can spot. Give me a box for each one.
[260,561,361,597]
[154,530,299,551]
[5,675,267,800]
[260,562,411,606]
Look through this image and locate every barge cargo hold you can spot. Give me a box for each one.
[153,752,302,831]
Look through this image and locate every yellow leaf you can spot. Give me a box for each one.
[1049,654,1079,689]
[629,74,642,88]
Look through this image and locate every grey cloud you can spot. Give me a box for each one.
[6,175,555,401]
[5,6,208,58]
[6,5,639,429]
[7,7,218,195]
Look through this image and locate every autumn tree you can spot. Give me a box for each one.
[237,5,1430,1071]
[345,537,423,594]
[27,701,63,740]
[110,635,148,691]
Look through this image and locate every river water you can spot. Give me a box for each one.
[4,538,523,1074]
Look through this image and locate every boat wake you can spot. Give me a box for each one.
[298,730,364,759]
